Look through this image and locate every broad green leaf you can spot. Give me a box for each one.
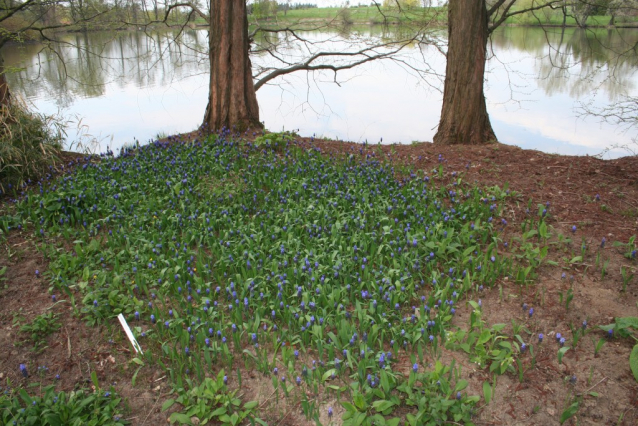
[243,401,258,410]
[455,380,468,391]
[483,381,492,404]
[617,317,638,331]
[372,399,395,413]
[559,401,580,424]
[90,371,99,389]
[630,344,638,383]
[169,412,193,424]
[161,399,176,412]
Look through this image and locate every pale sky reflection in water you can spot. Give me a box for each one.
[4,26,637,158]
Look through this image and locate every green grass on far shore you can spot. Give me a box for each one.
[252,6,446,25]
[250,6,638,28]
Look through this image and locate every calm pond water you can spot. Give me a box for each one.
[3,25,638,157]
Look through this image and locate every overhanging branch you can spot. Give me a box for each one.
[253,38,421,91]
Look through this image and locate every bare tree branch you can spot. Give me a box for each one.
[254,36,424,91]
[488,0,563,34]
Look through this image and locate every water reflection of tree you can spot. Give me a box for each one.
[4,29,210,107]
[490,27,638,101]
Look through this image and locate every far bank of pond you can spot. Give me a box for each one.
[3,24,638,158]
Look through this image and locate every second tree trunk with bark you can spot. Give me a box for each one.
[203,0,262,132]
[433,0,496,145]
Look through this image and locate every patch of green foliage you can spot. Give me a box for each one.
[5,133,547,423]
[162,370,264,425]
[18,311,61,351]
[0,384,127,426]
[252,131,296,151]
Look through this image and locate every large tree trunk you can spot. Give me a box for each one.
[433,0,496,145]
[203,0,261,132]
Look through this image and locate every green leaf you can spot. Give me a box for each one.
[559,401,580,424]
[161,399,176,412]
[169,412,194,424]
[483,381,492,404]
[341,401,358,413]
[455,380,468,391]
[132,365,143,387]
[477,329,492,345]
[380,370,390,393]
[130,357,144,365]
[44,414,62,426]
[558,347,570,364]
[353,412,366,426]
[243,401,258,410]
[617,317,638,331]
[90,371,99,389]
[19,389,33,405]
[322,369,336,382]
[386,418,400,426]
[372,399,395,413]
[353,392,366,410]
[210,407,227,417]
[629,344,638,383]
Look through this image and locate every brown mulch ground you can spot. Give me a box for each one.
[1,135,637,425]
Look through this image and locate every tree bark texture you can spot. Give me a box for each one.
[433,0,496,145]
[203,0,261,132]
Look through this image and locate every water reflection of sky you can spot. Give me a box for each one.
[4,27,637,158]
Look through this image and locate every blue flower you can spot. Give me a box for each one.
[19,364,28,378]
[412,363,418,373]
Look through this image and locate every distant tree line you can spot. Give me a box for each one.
[0,0,205,37]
